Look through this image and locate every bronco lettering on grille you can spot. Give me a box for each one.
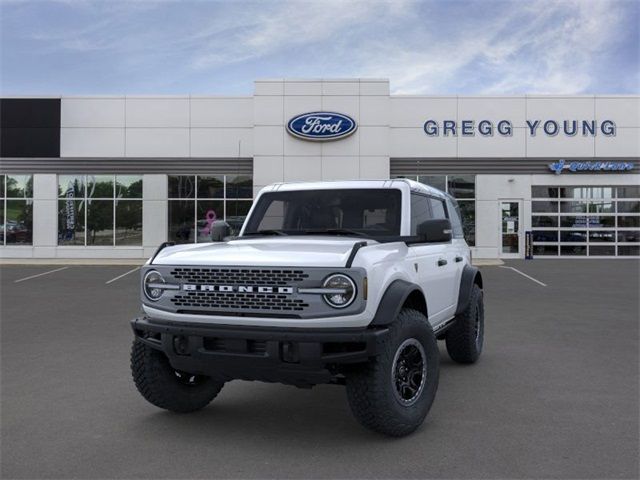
[182,284,294,294]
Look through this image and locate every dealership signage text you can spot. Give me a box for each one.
[423,119,616,137]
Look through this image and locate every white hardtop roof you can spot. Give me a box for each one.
[261,179,447,198]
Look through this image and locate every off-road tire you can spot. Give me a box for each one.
[131,340,224,413]
[345,308,439,437]
[445,283,484,364]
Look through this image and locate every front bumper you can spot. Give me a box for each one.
[131,317,389,387]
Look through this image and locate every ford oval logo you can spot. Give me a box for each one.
[287,112,357,141]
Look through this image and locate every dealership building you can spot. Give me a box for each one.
[1,78,638,259]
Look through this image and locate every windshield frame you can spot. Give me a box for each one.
[240,188,403,239]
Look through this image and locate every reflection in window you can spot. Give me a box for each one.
[168,175,253,244]
[57,175,142,246]
[1,175,34,245]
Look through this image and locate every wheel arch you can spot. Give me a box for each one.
[455,264,483,316]
[370,279,428,326]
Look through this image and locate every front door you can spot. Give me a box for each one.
[499,200,523,258]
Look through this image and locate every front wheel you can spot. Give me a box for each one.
[131,340,224,413]
[345,309,439,437]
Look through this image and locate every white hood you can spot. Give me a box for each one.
[151,236,370,267]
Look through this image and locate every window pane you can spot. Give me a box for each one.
[0,204,4,244]
[447,175,475,199]
[58,199,85,245]
[589,245,615,256]
[457,200,475,246]
[531,186,558,198]
[618,245,640,256]
[617,186,640,198]
[418,175,446,192]
[589,201,615,213]
[560,216,586,228]
[588,231,615,243]
[532,216,558,227]
[532,201,558,213]
[226,175,253,199]
[196,200,224,242]
[116,175,142,199]
[617,201,640,213]
[168,200,195,243]
[5,199,33,244]
[618,216,640,228]
[226,200,252,235]
[87,175,114,198]
[560,201,588,213]
[560,230,587,242]
[197,175,224,199]
[532,230,558,242]
[446,198,464,238]
[587,215,615,228]
[618,230,640,242]
[561,245,587,256]
[588,187,615,199]
[0,175,4,197]
[87,200,114,245]
[533,245,558,256]
[5,175,33,198]
[168,175,195,199]
[410,194,432,235]
[59,175,85,198]
[115,201,142,245]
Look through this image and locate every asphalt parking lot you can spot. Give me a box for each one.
[1,260,638,479]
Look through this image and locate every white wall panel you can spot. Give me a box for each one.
[253,156,284,188]
[283,156,322,181]
[254,96,284,126]
[125,128,189,157]
[322,81,359,96]
[284,81,322,96]
[191,128,253,157]
[284,96,322,120]
[458,97,526,127]
[390,128,456,157]
[126,97,189,127]
[321,96,359,122]
[360,81,390,96]
[391,97,456,128]
[321,156,359,180]
[253,126,284,156]
[526,132,594,158]
[359,156,390,179]
[284,134,322,156]
[61,97,125,127]
[359,126,389,156]
[458,128,526,157]
[190,97,253,127]
[321,131,359,156]
[61,128,125,157]
[526,96,594,119]
[595,97,640,127]
[595,128,640,157]
[254,81,284,96]
[360,96,389,126]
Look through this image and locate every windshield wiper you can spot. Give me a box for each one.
[302,228,369,238]
[243,229,288,236]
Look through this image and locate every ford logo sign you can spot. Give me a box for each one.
[287,112,357,141]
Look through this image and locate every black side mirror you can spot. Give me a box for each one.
[210,220,231,242]
[416,219,452,243]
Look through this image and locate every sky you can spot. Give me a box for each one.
[1,0,638,95]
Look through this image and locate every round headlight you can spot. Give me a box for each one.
[143,270,165,301]
[322,274,356,308]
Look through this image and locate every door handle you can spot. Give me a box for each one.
[437,259,447,267]
[455,256,463,263]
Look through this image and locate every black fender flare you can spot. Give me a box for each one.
[370,279,427,326]
[455,264,483,316]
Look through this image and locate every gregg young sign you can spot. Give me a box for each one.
[423,119,617,137]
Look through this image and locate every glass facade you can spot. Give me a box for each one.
[0,174,33,245]
[397,174,476,246]
[531,186,640,257]
[168,175,252,244]
[58,175,143,246]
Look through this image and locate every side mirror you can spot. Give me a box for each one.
[210,220,231,242]
[416,219,452,243]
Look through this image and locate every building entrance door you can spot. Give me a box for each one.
[499,199,523,258]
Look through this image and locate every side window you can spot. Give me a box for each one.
[410,194,432,234]
[429,197,447,220]
[446,198,464,238]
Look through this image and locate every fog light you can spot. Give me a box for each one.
[322,274,356,308]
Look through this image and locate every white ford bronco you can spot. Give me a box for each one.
[131,179,484,436]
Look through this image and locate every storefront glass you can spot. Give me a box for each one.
[0,174,33,245]
[531,185,640,257]
[168,175,253,244]
[58,175,143,246]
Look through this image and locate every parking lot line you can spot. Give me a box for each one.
[14,266,69,284]
[499,266,548,287]
[105,266,140,285]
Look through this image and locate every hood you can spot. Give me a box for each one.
[152,236,371,267]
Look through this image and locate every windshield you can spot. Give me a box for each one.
[242,189,402,238]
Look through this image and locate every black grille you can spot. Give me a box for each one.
[171,292,309,312]
[170,267,309,286]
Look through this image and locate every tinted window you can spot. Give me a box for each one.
[446,197,464,238]
[244,189,402,237]
[410,194,432,235]
[429,198,447,219]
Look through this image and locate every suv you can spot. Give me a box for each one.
[130,179,484,436]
